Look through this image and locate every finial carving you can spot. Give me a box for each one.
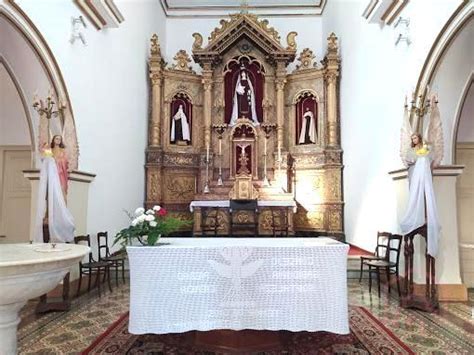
[171,50,194,73]
[295,48,317,71]
[327,32,338,53]
[150,34,161,56]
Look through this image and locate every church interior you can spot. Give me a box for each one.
[0,0,473,353]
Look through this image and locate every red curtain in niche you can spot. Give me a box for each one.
[170,95,192,144]
[295,95,317,145]
[224,58,264,124]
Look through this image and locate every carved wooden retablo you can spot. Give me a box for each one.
[145,12,343,238]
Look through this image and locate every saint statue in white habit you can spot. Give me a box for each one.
[230,66,259,126]
[171,104,191,144]
[298,107,317,144]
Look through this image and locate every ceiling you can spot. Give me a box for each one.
[159,0,327,17]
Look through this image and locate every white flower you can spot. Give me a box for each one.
[149,221,157,227]
[146,209,155,215]
[137,214,146,222]
[135,207,145,216]
[131,218,138,226]
[152,205,161,212]
[145,215,155,222]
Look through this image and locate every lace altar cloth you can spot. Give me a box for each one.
[127,237,349,335]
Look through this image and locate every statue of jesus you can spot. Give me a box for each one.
[230,67,259,126]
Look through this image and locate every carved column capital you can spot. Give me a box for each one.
[275,78,286,91]
[324,71,338,85]
[149,71,162,86]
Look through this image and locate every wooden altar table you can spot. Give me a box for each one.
[127,237,349,335]
[190,200,297,236]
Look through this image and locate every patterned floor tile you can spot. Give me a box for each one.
[17,279,473,354]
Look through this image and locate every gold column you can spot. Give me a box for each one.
[323,33,340,148]
[275,62,287,153]
[149,34,164,147]
[202,63,213,148]
[326,72,338,147]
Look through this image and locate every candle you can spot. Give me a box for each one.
[218,139,222,157]
[206,145,210,162]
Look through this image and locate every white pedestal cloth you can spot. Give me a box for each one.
[127,237,349,335]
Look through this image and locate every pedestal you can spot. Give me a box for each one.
[0,302,25,355]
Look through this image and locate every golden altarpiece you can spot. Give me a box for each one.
[145,13,343,239]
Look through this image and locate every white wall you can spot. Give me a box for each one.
[0,62,30,145]
[165,16,324,73]
[322,0,463,251]
[14,0,167,240]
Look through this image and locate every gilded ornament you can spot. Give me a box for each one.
[192,33,203,50]
[295,48,317,71]
[165,176,195,202]
[327,32,339,52]
[286,31,298,50]
[209,19,230,42]
[150,34,161,56]
[171,50,194,73]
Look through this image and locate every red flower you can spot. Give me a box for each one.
[158,208,167,216]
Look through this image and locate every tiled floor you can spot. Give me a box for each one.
[17,278,474,354]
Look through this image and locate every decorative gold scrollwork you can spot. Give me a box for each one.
[286,31,298,50]
[192,33,203,50]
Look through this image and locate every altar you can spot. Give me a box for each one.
[127,237,349,335]
[145,12,344,239]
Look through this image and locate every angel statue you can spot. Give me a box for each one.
[399,95,443,257]
[34,133,75,244]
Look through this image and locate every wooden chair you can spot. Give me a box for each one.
[358,231,391,282]
[200,207,220,236]
[229,199,259,237]
[366,234,403,298]
[269,207,289,237]
[97,231,127,286]
[74,235,112,297]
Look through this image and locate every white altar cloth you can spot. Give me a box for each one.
[127,237,349,335]
[189,200,297,213]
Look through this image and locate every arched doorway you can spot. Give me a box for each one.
[415,2,473,291]
[0,5,78,242]
[455,79,473,288]
[0,57,32,243]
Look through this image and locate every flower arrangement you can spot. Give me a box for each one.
[114,205,188,246]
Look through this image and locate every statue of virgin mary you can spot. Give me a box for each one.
[230,67,259,126]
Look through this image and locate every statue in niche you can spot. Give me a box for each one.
[230,65,259,126]
[298,107,317,144]
[171,104,191,145]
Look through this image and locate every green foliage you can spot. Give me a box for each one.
[114,209,190,247]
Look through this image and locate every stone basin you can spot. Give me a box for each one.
[0,243,89,354]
